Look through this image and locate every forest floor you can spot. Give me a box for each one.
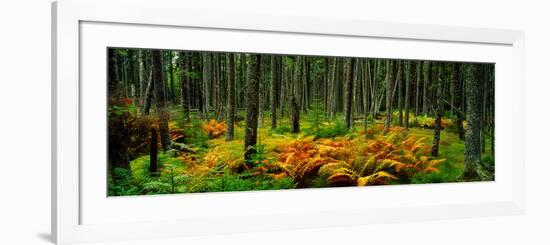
[109,106,494,196]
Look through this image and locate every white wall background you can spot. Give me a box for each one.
[0,0,547,244]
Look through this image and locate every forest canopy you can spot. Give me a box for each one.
[107,48,495,196]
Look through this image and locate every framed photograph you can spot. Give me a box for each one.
[52,0,525,244]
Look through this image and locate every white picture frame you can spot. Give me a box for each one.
[52,0,525,244]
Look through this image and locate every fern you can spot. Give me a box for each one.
[202,119,227,139]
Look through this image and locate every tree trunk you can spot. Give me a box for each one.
[202,53,212,120]
[384,60,394,134]
[279,57,286,118]
[149,127,159,177]
[463,63,484,181]
[330,58,338,118]
[422,61,431,115]
[142,54,154,115]
[415,61,422,116]
[364,60,371,138]
[291,56,302,133]
[323,57,329,116]
[344,58,355,129]
[168,51,176,104]
[226,53,236,141]
[152,50,171,151]
[179,52,191,123]
[108,49,118,91]
[481,64,488,153]
[453,63,465,140]
[138,50,146,104]
[431,63,444,157]
[244,54,262,164]
[404,61,413,130]
[397,61,404,126]
[270,55,278,130]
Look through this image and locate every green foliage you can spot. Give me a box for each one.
[108,98,488,196]
[204,173,295,192]
[182,118,210,150]
[108,168,142,196]
[308,120,348,139]
[271,125,292,135]
[304,101,325,136]
[109,153,191,196]
[247,144,267,166]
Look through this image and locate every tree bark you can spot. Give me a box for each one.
[363,60,371,138]
[481,64,488,153]
[291,56,302,133]
[244,54,262,164]
[397,61,404,126]
[344,58,355,129]
[384,60,394,134]
[179,52,191,123]
[226,53,236,141]
[404,61,413,130]
[279,57,286,118]
[422,61,431,115]
[415,61,422,116]
[330,58,338,118]
[149,127,159,177]
[138,50,146,104]
[270,55,278,130]
[142,51,154,115]
[453,63,465,140]
[152,50,171,151]
[202,53,212,120]
[168,51,176,104]
[431,63,444,157]
[323,57,329,116]
[463,63,484,181]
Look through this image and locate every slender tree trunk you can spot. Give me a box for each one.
[226,53,236,141]
[108,49,119,92]
[279,57,286,118]
[291,56,302,133]
[202,53,212,120]
[431,63,444,156]
[149,127,158,177]
[364,60,371,138]
[397,61,404,126]
[453,63,465,140]
[244,54,262,164]
[422,61,431,115]
[356,60,363,114]
[179,52,191,122]
[152,50,171,151]
[415,61,422,116]
[384,60,394,134]
[126,50,136,99]
[330,58,338,118]
[344,58,355,129]
[240,54,247,110]
[369,60,378,116]
[138,50,146,104]
[168,51,176,104]
[463,63,484,181]
[404,61,413,130]
[481,64,488,153]
[142,60,154,115]
[323,57,329,117]
[270,55,278,130]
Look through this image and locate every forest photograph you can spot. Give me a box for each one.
[107,47,495,196]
